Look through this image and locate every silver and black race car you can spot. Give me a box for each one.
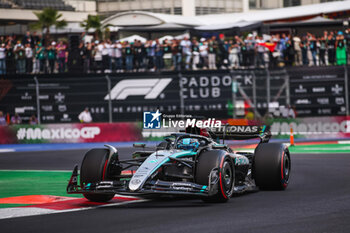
[67,125,291,203]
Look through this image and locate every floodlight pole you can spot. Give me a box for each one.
[178,73,185,116]
[344,65,349,116]
[33,76,41,124]
[105,75,113,123]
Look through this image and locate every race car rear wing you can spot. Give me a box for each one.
[209,125,271,143]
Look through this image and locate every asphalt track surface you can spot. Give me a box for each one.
[1,148,350,233]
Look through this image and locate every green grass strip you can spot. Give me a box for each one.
[0,170,82,208]
[289,144,350,153]
[234,143,350,154]
[0,204,32,208]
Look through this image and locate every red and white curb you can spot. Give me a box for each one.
[0,195,144,220]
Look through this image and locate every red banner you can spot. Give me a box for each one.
[0,123,142,144]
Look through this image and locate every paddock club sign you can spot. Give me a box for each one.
[104,73,252,121]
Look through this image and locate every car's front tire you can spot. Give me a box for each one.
[80,149,115,202]
[195,150,235,203]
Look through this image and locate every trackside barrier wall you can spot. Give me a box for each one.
[0,66,349,124]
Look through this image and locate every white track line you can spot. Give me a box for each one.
[301,146,350,151]
[0,207,55,220]
[0,169,71,172]
[337,140,350,144]
[0,149,15,153]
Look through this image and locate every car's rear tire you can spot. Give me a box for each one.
[195,150,235,203]
[253,143,291,190]
[80,149,115,202]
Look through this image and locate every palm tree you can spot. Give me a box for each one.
[31,8,67,46]
[81,15,111,40]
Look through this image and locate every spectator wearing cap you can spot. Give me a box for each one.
[47,42,57,73]
[57,40,67,73]
[0,43,5,74]
[14,40,26,74]
[25,43,33,73]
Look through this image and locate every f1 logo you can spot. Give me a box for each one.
[104,78,172,100]
[143,110,162,129]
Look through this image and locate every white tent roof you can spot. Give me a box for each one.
[102,11,201,27]
[158,35,174,43]
[103,1,350,28]
[299,16,337,23]
[195,1,350,25]
[195,21,261,31]
[119,34,147,43]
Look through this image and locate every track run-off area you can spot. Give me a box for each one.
[0,143,349,233]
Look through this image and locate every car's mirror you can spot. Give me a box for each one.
[156,145,165,151]
[133,143,146,148]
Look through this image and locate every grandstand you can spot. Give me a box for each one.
[13,0,75,11]
[0,1,11,8]
[0,0,95,35]
[0,0,75,11]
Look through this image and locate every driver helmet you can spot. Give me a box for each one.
[177,138,200,151]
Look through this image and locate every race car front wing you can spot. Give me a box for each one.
[67,165,216,197]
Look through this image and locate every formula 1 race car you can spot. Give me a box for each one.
[67,125,291,203]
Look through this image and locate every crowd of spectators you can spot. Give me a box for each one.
[0,111,38,126]
[0,29,350,75]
